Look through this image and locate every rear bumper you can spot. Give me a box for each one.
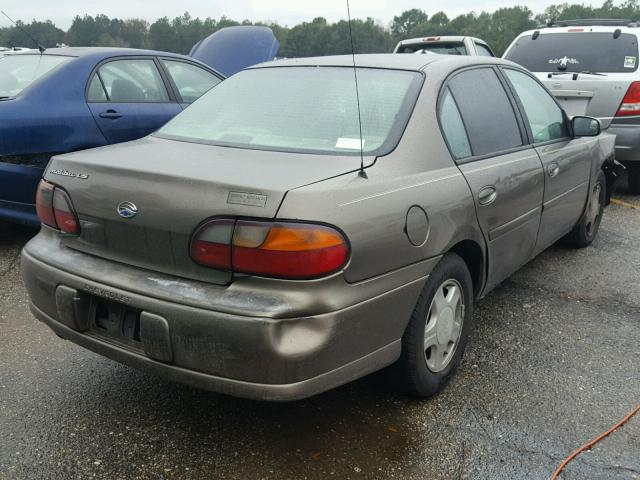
[21,235,433,401]
[29,302,401,401]
[608,123,640,164]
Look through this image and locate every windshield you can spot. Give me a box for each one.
[505,32,639,73]
[156,66,423,156]
[0,54,72,98]
[398,42,467,55]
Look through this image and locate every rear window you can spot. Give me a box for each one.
[156,66,423,156]
[505,32,639,73]
[0,54,71,98]
[398,42,467,55]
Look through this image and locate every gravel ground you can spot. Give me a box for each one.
[0,179,638,480]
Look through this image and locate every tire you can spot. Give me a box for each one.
[565,170,606,248]
[396,253,474,398]
[628,165,640,194]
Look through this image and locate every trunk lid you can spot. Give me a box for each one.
[538,73,631,128]
[44,136,365,285]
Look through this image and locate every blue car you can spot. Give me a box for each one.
[0,27,279,226]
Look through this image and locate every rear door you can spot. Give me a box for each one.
[440,66,545,291]
[87,57,181,144]
[502,67,591,254]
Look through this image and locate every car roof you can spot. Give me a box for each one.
[14,46,194,61]
[519,25,640,36]
[251,53,512,72]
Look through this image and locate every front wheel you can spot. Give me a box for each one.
[396,253,474,398]
[565,170,606,248]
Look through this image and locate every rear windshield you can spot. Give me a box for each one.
[0,54,72,98]
[505,32,639,73]
[156,66,423,156]
[398,42,467,55]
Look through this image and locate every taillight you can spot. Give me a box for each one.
[35,180,56,228]
[616,82,640,116]
[190,219,349,279]
[35,180,80,234]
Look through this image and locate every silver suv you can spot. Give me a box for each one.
[504,19,640,192]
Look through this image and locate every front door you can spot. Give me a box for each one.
[502,68,592,254]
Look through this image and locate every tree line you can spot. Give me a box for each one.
[2,1,640,57]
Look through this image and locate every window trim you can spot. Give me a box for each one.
[498,66,573,147]
[85,55,176,104]
[436,64,532,164]
[157,57,224,104]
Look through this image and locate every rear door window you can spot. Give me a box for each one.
[161,60,221,103]
[447,67,523,157]
[89,58,169,103]
[504,69,568,143]
[439,89,472,159]
[505,32,639,73]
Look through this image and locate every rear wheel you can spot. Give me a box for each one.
[565,170,606,248]
[396,253,474,397]
[628,165,640,194]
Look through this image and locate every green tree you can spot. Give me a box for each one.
[391,9,429,38]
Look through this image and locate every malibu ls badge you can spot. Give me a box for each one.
[117,201,138,219]
[49,168,89,179]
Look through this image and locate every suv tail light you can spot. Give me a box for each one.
[616,81,640,116]
[190,219,349,279]
[35,180,80,234]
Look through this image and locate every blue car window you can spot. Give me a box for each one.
[97,59,169,103]
[87,75,107,102]
[0,54,71,98]
[161,60,221,104]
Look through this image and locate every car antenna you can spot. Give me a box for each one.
[1,11,46,53]
[346,0,367,179]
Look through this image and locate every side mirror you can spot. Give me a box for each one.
[572,116,601,137]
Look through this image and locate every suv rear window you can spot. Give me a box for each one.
[398,42,467,55]
[156,66,423,156]
[505,32,639,73]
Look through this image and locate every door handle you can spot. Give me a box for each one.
[99,109,122,119]
[478,186,497,206]
[548,162,560,178]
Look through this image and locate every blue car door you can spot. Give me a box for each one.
[87,57,181,144]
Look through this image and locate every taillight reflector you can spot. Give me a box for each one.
[190,220,349,279]
[53,188,79,234]
[616,81,640,116]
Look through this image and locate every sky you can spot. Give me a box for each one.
[0,0,579,30]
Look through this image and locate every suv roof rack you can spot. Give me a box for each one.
[541,18,639,28]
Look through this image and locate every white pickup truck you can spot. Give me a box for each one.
[393,36,495,57]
